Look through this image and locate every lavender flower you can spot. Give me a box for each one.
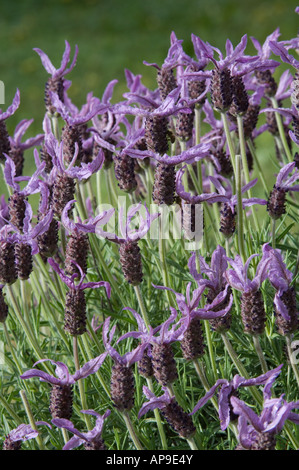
[103,316,147,411]
[231,367,299,450]
[96,202,158,285]
[48,257,111,336]
[262,243,298,335]
[138,386,196,439]
[52,409,111,450]
[190,364,283,431]
[2,421,51,451]
[34,40,78,114]
[225,249,270,335]
[0,89,20,161]
[20,355,107,420]
[267,162,299,219]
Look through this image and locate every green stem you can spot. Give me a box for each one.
[73,336,92,431]
[204,321,218,383]
[252,335,268,374]
[235,154,246,264]
[122,411,144,450]
[20,389,45,450]
[222,112,237,179]
[272,218,276,249]
[271,97,293,163]
[247,138,270,194]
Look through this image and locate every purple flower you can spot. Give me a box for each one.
[48,257,111,296]
[0,89,20,122]
[34,40,78,80]
[269,39,299,70]
[61,199,115,235]
[9,119,44,153]
[20,355,108,386]
[190,365,283,430]
[102,316,147,367]
[4,154,45,197]
[176,166,228,205]
[95,202,158,244]
[188,245,228,293]
[11,199,54,255]
[225,249,270,294]
[231,367,299,449]
[271,161,299,193]
[3,421,51,450]
[52,409,111,450]
[138,386,174,418]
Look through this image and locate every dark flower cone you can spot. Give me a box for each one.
[119,240,143,286]
[175,107,195,142]
[138,348,154,378]
[242,104,260,139]
[251,432,276,451]
[44,76,65,115]
[64,288,87,336]
[245,142,254,173]
[151,343,178,386]
[241,289,266,336]
[40,143,53,174]
[266,108,279,135]
[9,147,24,177]
[291,72,299,111]
[110,363,135,412]
[293,116,299,143]
[152,163,176,206]
[49,384,73,419]
[0,286,9,323]
[145,114,169,155]
[61,123,85,165]
[182,201,196,239]
[157,68,177,101]
[211,148,233,177]
[161,401,196,439]
[84,438,107,451]
[8,192,26,232]
[2,436,22,451]
[210,68,233,112]
[275,287,298,336]
[65,231,89,277]
[113,154,137,193]
[219,203,236,238]
[207,286,233,333]
[51,173,76,218]
[187,65,206,107]
[267,186,286,220]
[15,243,33,280]
[93,140,114,170]
[255,70,277,98]
[180,317,205,361]
[0,120,11,162]
[294,152,299,169]
[229,76,249,117]
[37,218,59,261]
[0,242,17,285]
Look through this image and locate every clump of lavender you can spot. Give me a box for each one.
[2,422,51,451]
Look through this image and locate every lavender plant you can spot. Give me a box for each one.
[1,6,299,452]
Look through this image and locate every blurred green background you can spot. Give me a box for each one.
[0,0,298,180]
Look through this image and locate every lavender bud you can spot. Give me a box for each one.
[275,287,298,336]
[175,107,195,142]
[219,203,236,238]
[65,231,89,277]
[241,289,266,336]
[0,286,9,323]
[207,287,233,333]
[45,76,64,115]
[15,243,33,280]
[210,68,233,113]
[211,148,233,177]
[84,438,107,451]
[119,240,143,286]
[64,288,87,336]
[61,123,84,165]
[2,436,22,451]
[51,174,76,218]
[8,192,26,232]
[157,68,177,101]
[251,432,276,451]
[49,384,73,419]
[267,186,286,220]
[255,70,277,98]
[137,348,154,378]
[110,363,135,411]
[188,65,206,107]
[229,76,249,117]
[180,317,205,361]
[294,152,299,169]
[40,143,53,174]
[151,343,178,386]
[0,121,11,162]
[113,154,137,193]
[152,163,176,206]
[242,104,260,139]
[145,115,169,155]
[161,400,196,439]
[0,242,17,285]
[9,147,24,177]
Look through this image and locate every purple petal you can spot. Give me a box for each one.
[72,352,108,381]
